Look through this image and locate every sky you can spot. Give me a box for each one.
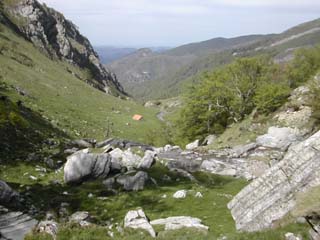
[38,0,320,47]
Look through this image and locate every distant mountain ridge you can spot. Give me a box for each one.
[108,18,320,101]
[95,46,137,64]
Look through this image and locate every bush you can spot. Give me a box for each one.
[8,111,29,128]
[287,45,320,87]
[254,83,291,113]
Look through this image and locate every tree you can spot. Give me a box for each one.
[175,56,290,141]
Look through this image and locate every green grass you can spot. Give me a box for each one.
[0,162,310,240]
[0,22,166,148]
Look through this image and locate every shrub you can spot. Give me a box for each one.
[254,83,291,113]
[8,111,29,128]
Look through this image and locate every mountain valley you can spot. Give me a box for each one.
[1,1,320,240]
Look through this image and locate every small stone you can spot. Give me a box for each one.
[195,192,203,198]
[173,190,187,199]
[285,232,302,240]
[296,217,306,224]
[108,231,114,238]
[37,221,58,239]
[29,175,38,181]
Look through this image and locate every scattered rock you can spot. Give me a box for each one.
[230,143,258,158]
[138,150,156,169]
[29,175,38,181]
[186,140,200,150]
[295,217,306,224]
[275,106,312,135]
[173,190,187,199]
[195,192,203,198]
[0,180,20,207]
[88,193,94,198]
[170,168,196,182]
[124,208,156,237]
[285,232,302,240]
[36,221,58,239]
[203,135,217,145]
[116,171,149,191]
[150,216,209,231]
[69,211,92,227]
[162,145,181,152]
[67,139,93,149]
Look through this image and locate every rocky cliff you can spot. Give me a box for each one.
[228,130,320,232]
[1,0,125,96]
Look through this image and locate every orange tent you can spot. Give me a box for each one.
[132,114,143,121]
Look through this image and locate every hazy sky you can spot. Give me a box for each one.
[38,0,320,47]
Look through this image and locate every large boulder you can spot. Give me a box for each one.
[186,140,200,150]
[228,130,320,232]
[256,127,300,151]
[138,150,156,169]
[202,135,217,146]
[124,209,156,237]
[109,148,156,170]
[0,210,38,240]
[64,153,112,184]
[69,211,92,227]
[116,171,149,191]
[150,216,209,231]
[0,180,20,207]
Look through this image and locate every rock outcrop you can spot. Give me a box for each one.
[0,210,38,240]
[64,153,112,184]
[228,130,320,232]
[109,148,156,170]
[4,0,124,95]
[0,180,20,207]
[116,171,149,191]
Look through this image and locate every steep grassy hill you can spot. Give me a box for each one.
[0,8,165,161]
[108,18,320,101]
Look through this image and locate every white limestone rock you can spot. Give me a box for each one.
[173,190,187,199]
[124,209,156,237]
[228,130,320,232]
[256,126,300,151]
[186,140,200,150]
[150,216,209,231]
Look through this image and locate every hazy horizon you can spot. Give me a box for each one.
[39,0,320,47]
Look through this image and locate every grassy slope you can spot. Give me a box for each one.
[0,22,165,147]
